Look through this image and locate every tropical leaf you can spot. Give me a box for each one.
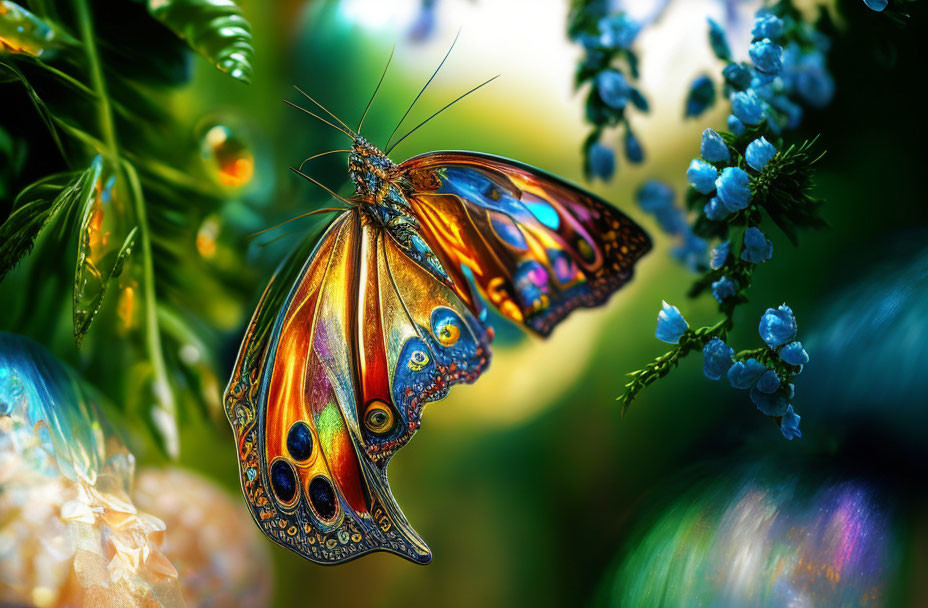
[146,0,254,84]
[0,0,76,57]
[73,225,138,347]
[0,162,101,283]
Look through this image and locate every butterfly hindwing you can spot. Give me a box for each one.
[224,208,491,565]
[398,151,651,336]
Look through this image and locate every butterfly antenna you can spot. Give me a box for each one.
[385,74,500,155]
[298,149,352,172]
[289,166,356,205]
[383,28,460,151]
[284,99,354,139]
[246,207,346,242]
[357,43,396,134]
[293,86,355,136]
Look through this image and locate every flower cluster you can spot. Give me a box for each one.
[684,6,834,130]
[620,3,827,440]
[568,1,648,180]
[651,301,806,439]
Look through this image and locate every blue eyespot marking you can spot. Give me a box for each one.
[307,476,338,521]
[270,459,297,504]
[525,196,560,230]
[286,421,313,461]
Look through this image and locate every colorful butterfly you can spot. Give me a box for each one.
[223,42,651,565]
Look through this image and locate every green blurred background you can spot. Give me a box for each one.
[3,0,927,606]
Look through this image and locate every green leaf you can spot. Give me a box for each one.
[72,159,139,348]
[146,0,254,84]
[0,0,75,57]
[0,163,101,283]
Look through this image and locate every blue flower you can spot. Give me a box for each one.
[588,143,615,180]
[700,129,730,162]
[687,159,718,194]
[672,232,708,271]
[751,14,784,40]
[703,337,735,380]
[731,90,766,125]
[780,406,802,440]
[755,369,781,394]
[780,341,809,366]
[745,137,777,171]
[656,301,688,344]
[727,114,745,136]
[750,39,784,75]
[794,51,835,109]
[709,241,730,269]
[750,386,790,416]
[711,276,737,302]
[704,197,729,221]
[722,63,753,91]
[741,227,773,263]
[728,358,768,389]
[625,129,644,163]
[759,304,797,348]
[770,95,803,130]
[716,167,751,212]
[636,180,674,213]
[685,75,716,118]
[599,14,641,49]
[707,18,731,61]
[653,207,687,235]
[596,70,630,109]
[863,0,887,11]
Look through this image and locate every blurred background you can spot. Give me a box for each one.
[2,0,926,606]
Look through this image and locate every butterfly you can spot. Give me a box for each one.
[223,40,651,565]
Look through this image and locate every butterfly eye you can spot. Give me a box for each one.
[436,323,460,346]
[408,349,430,371]
[364,401,395,435]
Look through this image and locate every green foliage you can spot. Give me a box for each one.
[0,0,256,456]
[146,0,254,84]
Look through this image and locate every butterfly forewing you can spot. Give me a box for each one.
[398,151,651,336]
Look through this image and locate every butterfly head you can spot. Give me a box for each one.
[348,136,395,199]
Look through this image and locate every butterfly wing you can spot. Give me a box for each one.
[397,151,651,336]
[224,208,490,565]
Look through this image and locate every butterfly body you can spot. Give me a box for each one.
[225,87,651,564]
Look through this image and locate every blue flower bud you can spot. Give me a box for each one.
[716,167,751,212]
[704,197,729,221]
[751,14,784,40]
[731,90,766,125]
[700,129,730,162]
[588,143,615,180]
[709,241,730,269]
[727,358,767,389]
[596,69,630,109]
[629,88,649,112]
[625,129,644,163]
[794,51,835,109]
[636,180,674,213]
[750,385,790,416]
[687,159,718,194]
[599,14,641,49]
[685,76,716,118]
[770,96,803,130]
[780,406,802,440]
[672,232,708,271]
[863,0,887,11]
[741,227,773,263]
[759,304,798,348]
[755,369,781,394]
[727,114,746,136]
[722,63,753,91]
[707,18,731,61]
[780,341,810,366]
[711,276,738,302]
[745,137,778,171]
[656,300,688,344]
[702,337,735,380]
[750,39,784,75]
